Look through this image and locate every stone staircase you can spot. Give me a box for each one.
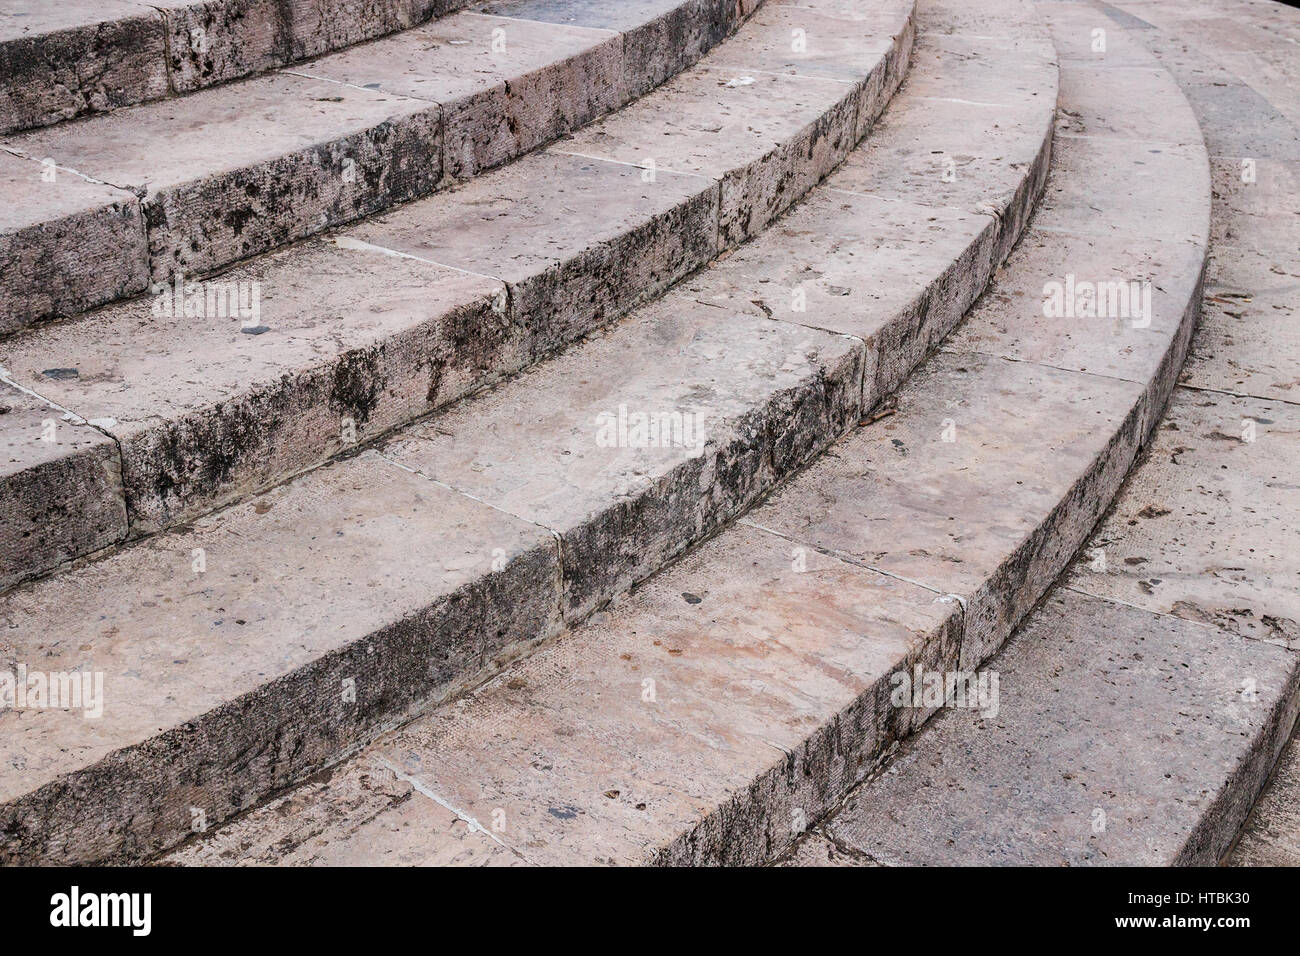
[0,0,1292,867]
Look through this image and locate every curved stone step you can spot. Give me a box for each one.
[0,0,759,335]
[0,1,482,136]
[133,0,1058,868]
[0,0,913,589]
[780,0,1300,868]
[0,0,1052,865]
[172,0,1220,868]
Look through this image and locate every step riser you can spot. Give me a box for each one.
[0,3,915,587]
[0,2,465,136]
[0,175,150,337]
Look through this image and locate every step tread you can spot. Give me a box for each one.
[815,588,1299,866]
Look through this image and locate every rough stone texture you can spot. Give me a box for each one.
[0,150,149,334]
[480,0,752,98]
[167,525,961,866]
[1035,136,1209,243]
[0,0,170,134]
[165,756,520,866]
[556,6,904,250]
[775,832,875,866]
[1230,726,1300,866]
[0,451,562,864]
[1065,389,1300,651]
[681,192,1000,411]
[0,238,506,535]
[744,350,1149,672]
[0,383,127,591]
[3,72,443,282]
[815,589,1300,866]
[827,25,1056,263]
[945,227,1206,439]
[384,296,863,619]
[1182,158,1300,405]
[349,150,721,361]
[155,0,462,93]
[294,12,626,181]
[700,0,915,140]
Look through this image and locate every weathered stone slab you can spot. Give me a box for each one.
[1180,158,1300,404]
[1230,727,1300,866]
[1065,388,1300,652]
[0,0,170,133]
[744,349,1147,670]
[479,0,748,97]
[4,72,443,281]
[1035,0,1159,67]
[700,0,913,139]
[1055,64,1202,144]
[154,0,460,94]
[384,295,862,619]
[945,227,1206,437]
[776,832,874,866]
[827,38,1055,248]
[166,755,519,866]
[349,150,720,361]
[168,524,959,865]
[0,383,127,591]
[556,65,861,248]
[0,151,149,334]
[0,238,505,534]
[1034,135,1210,243]
[679,190,999,410]
[295,12,625,181]
[821,588,1300,865]
[0,451,561,864]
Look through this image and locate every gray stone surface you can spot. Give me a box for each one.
[384,295,863,619]
[0,451,562,864]
[0,0,170,134]
[559,69,860,250]
[1181,158,1300,404]
[169,524,960,866]
[0,383,127,591]
[0,150,150,333]
[1065,388,1300,651]
[165,755,519,866]
[1230,726,1300,866]
[0,238,505,535]
[480,0,752,97]
[294,12,626,181]
[4,72,443,282]
[350,150,721,360]
[817,588,1300,866]
[679,192,1001,410]
[153,0,460,94]
[745,349,1148,671]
